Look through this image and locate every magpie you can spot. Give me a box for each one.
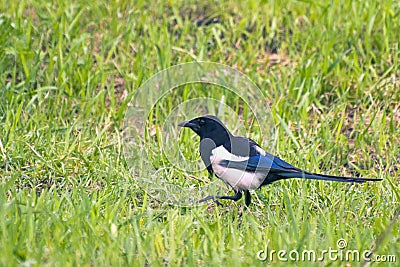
[178,115,382,206]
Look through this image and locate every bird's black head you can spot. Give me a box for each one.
[178,115,232,145]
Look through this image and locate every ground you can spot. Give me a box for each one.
[0,0,399,266]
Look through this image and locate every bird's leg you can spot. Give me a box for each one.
[244,190,252,206]
[217,191,243,202]
[198,191,243,205]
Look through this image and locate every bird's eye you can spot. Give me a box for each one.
[198,119,206,126]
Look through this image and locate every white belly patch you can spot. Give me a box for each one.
[210,146,265,191]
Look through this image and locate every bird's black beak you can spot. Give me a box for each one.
[178,120,199,131]
[178,121,192,128]
[178,121,188,127]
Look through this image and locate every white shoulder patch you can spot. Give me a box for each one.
[255,145,266,156]
[210,145,249,162]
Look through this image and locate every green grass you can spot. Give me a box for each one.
[1,0,399,266]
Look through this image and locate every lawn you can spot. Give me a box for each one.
[0,0,399,266]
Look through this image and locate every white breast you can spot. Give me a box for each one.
[210,146,266,191]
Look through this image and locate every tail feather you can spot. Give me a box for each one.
[277,171,382,183]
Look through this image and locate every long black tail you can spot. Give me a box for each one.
[277,171,382,183]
